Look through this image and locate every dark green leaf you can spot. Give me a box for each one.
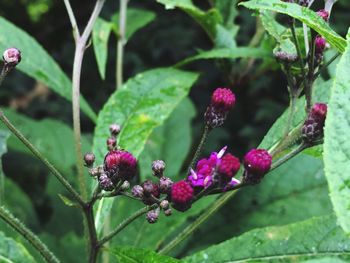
[176,47,271,67]
[186,215,350,262]
[0,17,96,121]
[93,18,112,80]
[109,246,179,263]
[111,8,156,41]
[240,0,346,53]
[0,231,36,263]
[92,68,199,233]
[324,30,350,234]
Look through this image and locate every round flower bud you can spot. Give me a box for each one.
[104,150,137,181]
[146,208,160,224]
[3,48,21,67]
[315,36,326,54]
[106,137,116,151]
[142,180,160,205]
[317,9,329,22]
[84,152,95,167]
[218,153,241,180]
[120,180,130,191]
[152,160,166,177]
[109,124,121,137]
[205,88,236,129]
[171,180,194,212]
[160,200,170,210]
[164,208,172,216]
[131,185,144,198]
[302,103,327,143]
[243,149,272,184]
[88,167,100,177]
[98,173,114,191]
[159,176,173,194]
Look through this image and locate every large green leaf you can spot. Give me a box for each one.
[93,18,112,80]
[0,17,96,121]
[156,0,222,40]
[139,97,196,181]
[240,0,346,53]
[0,231,36,263]
[0,130,9,205]
[109,246,178,263]
[324,30,350,234]
[176,47,271,67]
[186,215,350,262]
[111,8,156,42]
[92,68,199,233]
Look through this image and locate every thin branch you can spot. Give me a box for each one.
[0,206,60,263]
[313,52,340,80]
[188,125,210,172]
[63,0,80,40]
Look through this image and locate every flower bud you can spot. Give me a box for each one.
[274,51,298,64]
[315,36,327,54]
[146,208,160,224]
[88,167,100,177]
[109,124,121,137]
[164,208,172,216]
[142,180,160,205]
[151,160,166,177]
[243,149,272,184]
[160,200,169,210]
[218,153,240,182]
[205,88,236,129]
[171,180,193,212]
[131,185,144,198]
[159,176,173,194]
[302,103,327,143]
[98,173,114,191]
[104,150,137,181]
[317,9,329,22]
[120,180,130,191]
[3,48,21,67]
[106,137,116,151]
[84,152,95,167]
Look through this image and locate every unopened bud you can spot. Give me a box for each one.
[302,103,327,143]
[152,160,166,177]
[109,124,121,137]
[159,176,173,194]
[84,152,95,167]
[160,200,169,210]
[317,9,329,22]
[274,51,298,64]
[164,208,172,216]
[3,48,21,67]
[99,173,114,191]
[131,185,144,198]
[120,180,130,191]
[88,167,100,177]
[146,208,160,224]
[106,137,116,151]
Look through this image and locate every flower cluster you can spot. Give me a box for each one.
[302,103,328,144]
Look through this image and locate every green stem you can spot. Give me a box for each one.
[98,204,157,247]
[313,52,340,80]
[0,110,85,206]
[188,125,210,171]
[0,206,59,263]
[291,20,306,82]
[270,143,307,170]
[84,204,99,263]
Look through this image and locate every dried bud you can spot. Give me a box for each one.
[205,88,236,129]
[171,180,193,212]
[274,51,298,64]
[302,103,327,143]
[159,176,173,194]
[146,208,160,224]
[84,152,95,167]
[317,9,329,22]
[104,150,137,181]
[109,124,121,137]
[120,180,130,191]
[3,48,21,67]
[106,137,117,151]
[98,173,114,191]
[152,160,166,177]
[243,149,272,184]
[164,208,172,216]
[160,200,170,210]
[131,185,144,198]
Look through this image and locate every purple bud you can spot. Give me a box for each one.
[106,137,116,151]
[152,160,166,177]
[131,185,144,198]
[302,103,327,143]
[274,51,298,64]
[160,200,169,210]
[159,176,173,194]
[164,209,172,216]
[99,173,114,191]
[109,124,121,136]
[142,180,160,197]
[84,152,95,167]
[3,48,21,67]
[146,208,160,224]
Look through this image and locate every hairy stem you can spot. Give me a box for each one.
[0,110,84,206]
[98,204,157,247]
[188,125,210,171]
[0,206,59,263]
[116,0,129,89]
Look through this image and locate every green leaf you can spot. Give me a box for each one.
[176,47,271,67]
[109,246,179,263]
[111,8,156,42]
[156,0,222,39]
[186,215,350,262]
[0,130,9,205]
[324,30,350,234]
[139,97,196,181]
[92,68,199,233]
[93,18,112,80]
[240,0,346,53]
[0,17,96,121]
[0,232,36,263]
[58,194,78,207]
